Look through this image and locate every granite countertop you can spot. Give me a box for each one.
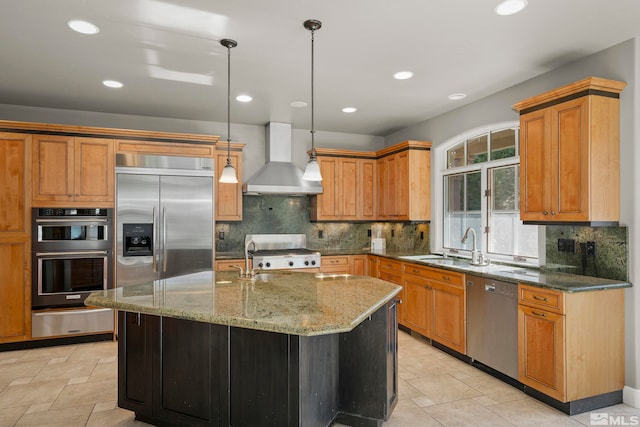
[85,270,401,336]
[372,251,631,293]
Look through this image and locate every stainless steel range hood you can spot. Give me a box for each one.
[242,122,323,195]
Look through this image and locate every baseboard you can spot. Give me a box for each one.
[623,385,640,408]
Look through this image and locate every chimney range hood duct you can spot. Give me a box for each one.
[242,122,323,195]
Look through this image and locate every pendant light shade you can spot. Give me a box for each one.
[219,38,238,184]
[302,19,323,182]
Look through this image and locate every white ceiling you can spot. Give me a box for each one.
[1,0,639,136]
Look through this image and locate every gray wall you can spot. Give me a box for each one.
[386,38,640,399]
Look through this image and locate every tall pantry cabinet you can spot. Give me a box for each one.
[513,77,625,224]
[0,133,31,343]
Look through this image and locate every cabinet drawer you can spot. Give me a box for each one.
[518,284,564,314]
[378,270,402,285]
[215,259,245,271]
[377,258,403,274]
[403,263,431,277]
[423,267,464,287]
[321,256,349,266]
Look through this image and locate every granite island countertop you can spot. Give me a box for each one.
[85,270,401,336]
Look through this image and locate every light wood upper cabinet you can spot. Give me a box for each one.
[514,77,625,224]
[215,143,245,221]
[0,132,31,343]
[517,284,624,403]
[310,149,376,221]
[377,141,431,221]
[32,135,114,206]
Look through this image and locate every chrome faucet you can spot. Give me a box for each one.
[244,239,256,277]
[461,227,487,266]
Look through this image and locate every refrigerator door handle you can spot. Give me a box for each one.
[152,206,158,272]
[162,207,168,273]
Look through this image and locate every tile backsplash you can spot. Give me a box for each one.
[215,195,430,253]
[544,225,628,281]
[216,196,627,282]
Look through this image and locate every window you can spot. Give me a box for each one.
[437,124,539,264]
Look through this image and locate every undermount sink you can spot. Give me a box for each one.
[398,254,445,261]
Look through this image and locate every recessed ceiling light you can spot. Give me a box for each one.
[103,80,124,88]
[448,93,467,101]
[67,19,100,35]
[393,71,414,80]
[290,101,308,108]
[342,107,357,113]
[495,0,528,16]
[236,94,252,102]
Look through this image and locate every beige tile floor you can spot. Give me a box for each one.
[0,331,638,426]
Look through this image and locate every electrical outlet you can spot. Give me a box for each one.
[218,231,225,240]
[391,230,394,237]
[586,241,596,256]
[367,229,372,237]
[318,230,323,239]
[420,231,424,240]
[557,238,575,253]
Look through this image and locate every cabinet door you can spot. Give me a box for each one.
[351,255,367,276]
[518,304,565,401]
[74,137,114,202]
[359,159,376,220]
[377,156,397,219]
[339,158,358,220]
[520,108,552,221]
[316,157,339,219]
[0,240,30,342]
[215,147,243,221]
[0,133,30,235]
[32,135,74,202]
[395,151,409,219]
[554,97,589,221]
[430,281,465,354]
[402,276,431,337]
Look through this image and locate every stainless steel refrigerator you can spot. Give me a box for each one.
[115,153,214,287]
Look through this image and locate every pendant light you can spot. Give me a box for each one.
[302,19,323,182]
[219,38,239,184]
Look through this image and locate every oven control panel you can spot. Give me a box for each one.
[253,255,320,270]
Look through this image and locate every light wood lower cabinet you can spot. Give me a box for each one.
[0,132,31,343]
[425,267,466,354]
[402,264,432,337]
[215,259,247,271]
[518,284,624,403]
[320,255,369,275]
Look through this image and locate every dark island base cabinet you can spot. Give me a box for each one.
[117,301,398,427]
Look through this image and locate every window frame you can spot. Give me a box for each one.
[431,121,544,266]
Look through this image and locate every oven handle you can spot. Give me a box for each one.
[35,251,109,257]
[152,207,158,272]
[35,218,109,223]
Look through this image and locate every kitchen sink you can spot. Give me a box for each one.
[398,254,445,261]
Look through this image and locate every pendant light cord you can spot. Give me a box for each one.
[226,42,232,165]
[310,26,316,159]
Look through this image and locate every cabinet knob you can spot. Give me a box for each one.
[543,211,548,215]
[551,211,556,215]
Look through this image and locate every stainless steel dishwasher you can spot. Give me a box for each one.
[466,275,518,380]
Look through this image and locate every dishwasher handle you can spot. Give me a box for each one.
[485,284,496,293]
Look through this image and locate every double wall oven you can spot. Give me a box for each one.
[31,208,114,338]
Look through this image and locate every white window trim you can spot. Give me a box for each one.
[431,121,545,267]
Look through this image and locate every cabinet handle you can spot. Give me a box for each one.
[533,295,548,302]
[442,275,450,281]
[532,311,546,317]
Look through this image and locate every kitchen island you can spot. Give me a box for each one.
[85,270,401,427]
